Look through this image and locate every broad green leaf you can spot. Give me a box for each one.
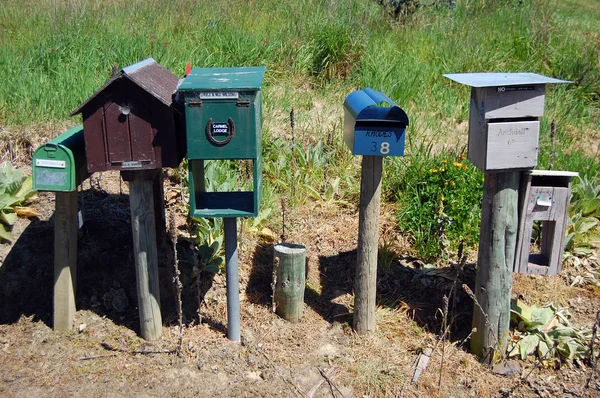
[537,340,550,358]
[577,218,599,234]
[13,176,34,203]
[0,210,17,226]
[0,224,13,242]
[580,198,600,217]
[518,334,541,359]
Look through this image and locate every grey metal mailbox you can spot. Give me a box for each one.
[444,73,569,171]
[343,88,409,156]
[515,170,578,275]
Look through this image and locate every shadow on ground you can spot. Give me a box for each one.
[246,242,477,343]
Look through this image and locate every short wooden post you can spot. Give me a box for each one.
[53,191,78,332]
[273,243,306,323]
[353,155,383,334]
[471,171,519,363]
[128,170,162,340]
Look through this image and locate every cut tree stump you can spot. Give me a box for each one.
[273,243,306,323]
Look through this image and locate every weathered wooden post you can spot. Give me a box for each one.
[444,73,570,362]
[273,242,307,323]
[178,66,266,341]
[343,88,409,334]
[32,125,90,332]
[124,170,162,340]
[53,191,79,332]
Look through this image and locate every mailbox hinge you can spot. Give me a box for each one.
[237,98,251,107]
[188,99,202,107]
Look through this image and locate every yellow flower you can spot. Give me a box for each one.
[443,159,448,164]
[450,181,455,186]
[453,162,463,168]
[444,181,448,186]
[461,153,466,159]
[429,168,438,173]
[441,168,446,172]
[463,165,468,170]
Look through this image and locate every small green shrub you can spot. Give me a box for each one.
[565,176,600,256]
[387,146,483,262]
[0,162,36,242]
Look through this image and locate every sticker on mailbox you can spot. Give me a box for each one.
[353,127,406,156]
[198,92,239,99]
[211,123,230,136]
[35,159,66,169]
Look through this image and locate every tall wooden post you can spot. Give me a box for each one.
[127,170,162,340]
[471,171,519,363]
[353,155,383,334]
[53,191,79,331]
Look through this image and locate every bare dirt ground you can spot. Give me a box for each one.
[0,121,599,397]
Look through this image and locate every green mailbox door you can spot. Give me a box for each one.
[178,66,265,219]
[179,67,264,160]
[33,125,89,192]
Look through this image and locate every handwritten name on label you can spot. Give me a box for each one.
[198,92,239,99]
[365,131,393,138]
[496,127,529,137]
[35,159,66,169]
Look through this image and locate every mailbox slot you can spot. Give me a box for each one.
[515,170,578,274]
[33,126,90,192]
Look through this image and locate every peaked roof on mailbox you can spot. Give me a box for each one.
[70,58,179,116]
[344,88,409,125]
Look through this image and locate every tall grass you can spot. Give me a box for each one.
[1,0,598,259]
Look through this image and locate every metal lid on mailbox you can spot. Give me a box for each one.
[443,72,570,87]
[178,66,266,91]
[344,88,409,125]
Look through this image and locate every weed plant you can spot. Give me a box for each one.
[386,145,483,262]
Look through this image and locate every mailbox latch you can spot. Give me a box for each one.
[237,98,251,107]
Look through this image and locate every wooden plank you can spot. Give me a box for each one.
[353,155,382,334]
[273,243,306,323]
[486,121,539,170]
[471,171,519,363]
[53,191,78,332]
[129,172,162,340]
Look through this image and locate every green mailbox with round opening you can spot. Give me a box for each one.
[178,66,265,218]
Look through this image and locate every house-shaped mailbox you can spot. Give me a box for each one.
[33,125,89,192]
[515,170,578,275]
[443,73,569,171]
[343,88,409,156]
[70,58,185,173]
[177,66,265,218]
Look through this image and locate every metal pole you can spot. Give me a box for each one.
[224,217,240,342]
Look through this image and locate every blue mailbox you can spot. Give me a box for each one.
[343,88,409,156]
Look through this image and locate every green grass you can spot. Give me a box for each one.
[1,0,598,259]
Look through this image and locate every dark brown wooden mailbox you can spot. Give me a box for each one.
[71,58,185,173]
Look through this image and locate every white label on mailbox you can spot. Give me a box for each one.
[198,92,239,99]
[35,159,66,169]
[122,161,143,168]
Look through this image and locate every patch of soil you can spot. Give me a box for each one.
[1,165,599,397]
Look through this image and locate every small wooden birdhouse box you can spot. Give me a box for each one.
[444,73,569,171]
[71,58,185,173]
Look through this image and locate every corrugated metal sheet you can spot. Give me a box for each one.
[71,58,179,116]
[444,72,570,87]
